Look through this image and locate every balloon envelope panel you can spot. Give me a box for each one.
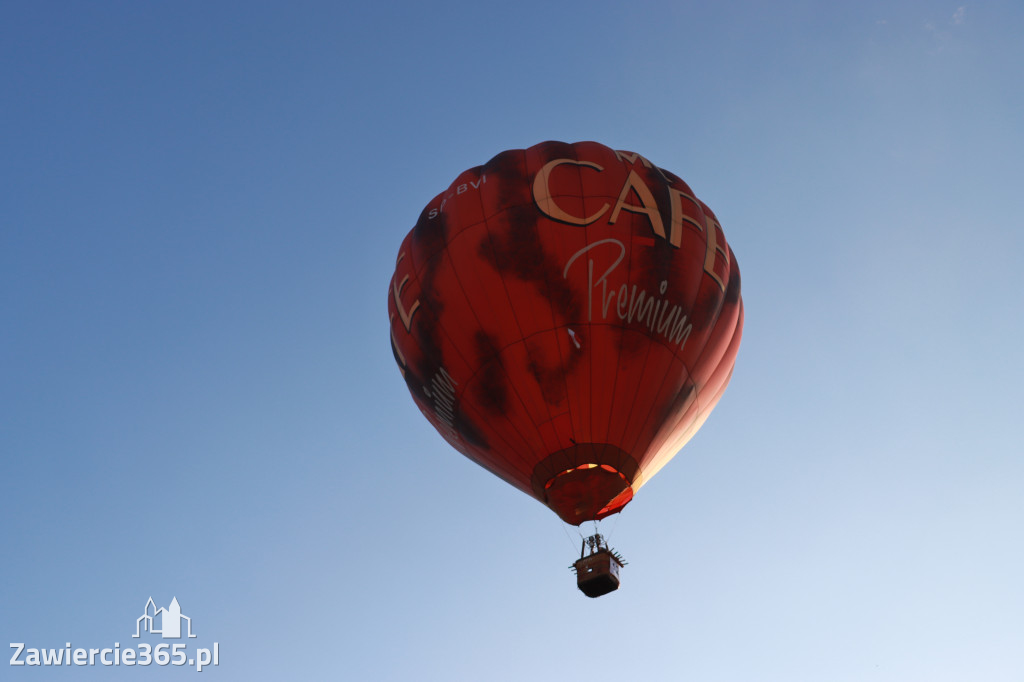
[388,141,742,525]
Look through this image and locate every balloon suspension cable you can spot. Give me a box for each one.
[603,510,622,543]
[558,517,582,552]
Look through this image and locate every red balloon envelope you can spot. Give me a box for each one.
[388,141,743,525]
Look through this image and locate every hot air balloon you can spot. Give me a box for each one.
[388,141,742,596]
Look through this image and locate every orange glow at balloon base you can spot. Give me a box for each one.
[543,463,634,526]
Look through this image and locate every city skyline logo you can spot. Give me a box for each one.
[133,597,197,639]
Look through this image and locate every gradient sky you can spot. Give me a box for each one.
[2,2,1022,680]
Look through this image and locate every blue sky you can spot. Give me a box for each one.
[2,2,1022,680]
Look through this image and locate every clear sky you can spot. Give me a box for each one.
[2,1,1022,680]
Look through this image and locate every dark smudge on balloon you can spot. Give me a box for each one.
[473,330,509,415]
[482,149,530,213]
[725,250,741,304]
[478,204,585,406]
[525,337,567,407]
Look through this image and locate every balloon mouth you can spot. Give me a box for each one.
[531,444,639,525]
[544,465,634,525]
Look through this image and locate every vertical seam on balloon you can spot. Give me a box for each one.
[395,271,502,463]
[642,244,741,476]
[568,143,586,450]
[556,142,587,459]
[405,254,475,380]
[409,191,541,478]
[639,354,697,482]
[533,143,579,460]
[680,244,739,420]
[624,180,731,474]
[651,323,738,479]
[451,337,571,483]
[440,229,542,474]
[630,295,723,469]
[597,150,624,464]
[614,211,659,469]
[624,326,675,469]
[444,228,548,473]
[526,143,575,457]
[643,292,740,480]
[598,147,631,466]
[689,296,743,425]
[452,322,607,492]
[454,396,541,497]
[464,154,557,470]
[632,199,735,471]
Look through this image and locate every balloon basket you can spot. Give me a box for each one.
[571,533,626,598]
